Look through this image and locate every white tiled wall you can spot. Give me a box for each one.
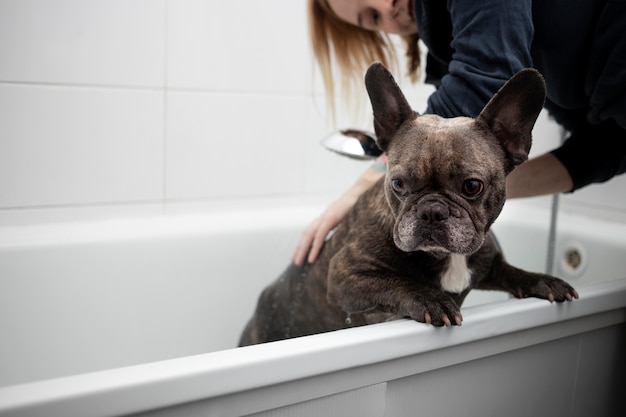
[1,0,624,225]
[0,0,368,223]
[0,83,164,207]
[0,0,165,87]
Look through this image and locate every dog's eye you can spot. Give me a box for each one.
[391,178,406,194]
[462,179,484,197]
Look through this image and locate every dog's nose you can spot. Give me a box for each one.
[417,202,450,224]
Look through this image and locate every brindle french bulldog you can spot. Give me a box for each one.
[239,63,578,346]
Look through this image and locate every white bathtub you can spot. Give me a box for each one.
[0,198,624,417]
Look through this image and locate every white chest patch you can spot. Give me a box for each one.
[440,254,472,294]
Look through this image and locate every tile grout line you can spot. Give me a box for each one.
[162,0,169,211]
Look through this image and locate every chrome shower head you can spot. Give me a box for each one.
[320,129,382,160]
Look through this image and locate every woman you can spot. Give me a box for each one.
[293,0,626,265]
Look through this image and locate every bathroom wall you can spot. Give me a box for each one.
[1,0,624,226]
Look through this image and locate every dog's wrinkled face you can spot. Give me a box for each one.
[384,116,506,254]
[365,63,546,256]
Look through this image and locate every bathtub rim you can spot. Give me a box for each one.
[0,278,624,417]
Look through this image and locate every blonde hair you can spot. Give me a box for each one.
[308,0,421,115]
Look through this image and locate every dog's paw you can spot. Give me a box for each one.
[404,294,463,327]
[514,275,579,303]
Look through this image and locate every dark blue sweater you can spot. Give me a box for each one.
[414,0,626,190]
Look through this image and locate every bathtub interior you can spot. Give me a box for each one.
[0,204,316,388]
[1,199,625,390]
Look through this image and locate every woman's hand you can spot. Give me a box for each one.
[291,167,384,265]
[290,196,354,265]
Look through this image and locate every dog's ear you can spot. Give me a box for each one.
[476,69,547,173]
[365,62,418,151]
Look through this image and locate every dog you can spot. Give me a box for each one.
[239,63,578,346]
